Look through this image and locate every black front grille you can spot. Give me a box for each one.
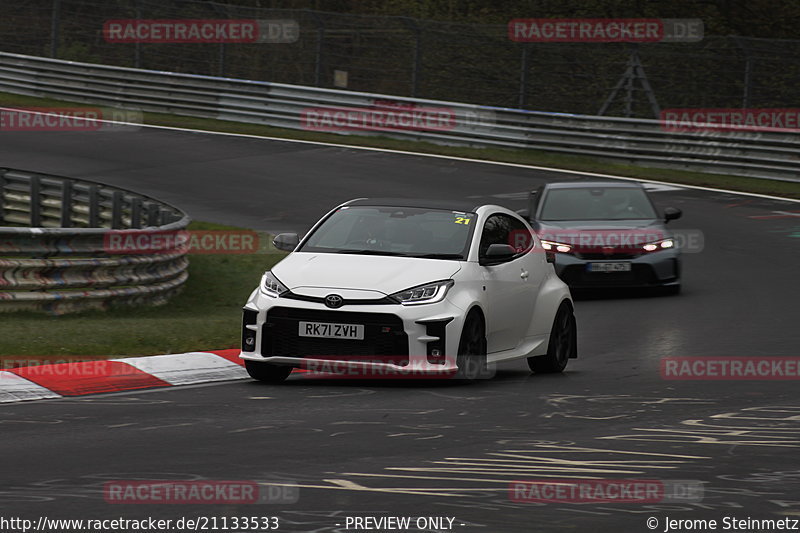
[560,264,657,287]
[281,292,396,306]
[262,307,409,365]
[576,251,641,260]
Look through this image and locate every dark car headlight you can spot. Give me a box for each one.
[390,280,454,305]
[261,271,288,297]
[642,238,674,252]
[541,240,573,254]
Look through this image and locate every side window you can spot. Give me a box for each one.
[479,214,533,260]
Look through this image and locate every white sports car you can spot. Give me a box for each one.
[240,199,576,382]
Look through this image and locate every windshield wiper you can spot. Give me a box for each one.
[412,253,464,260]
[337,249,409,256]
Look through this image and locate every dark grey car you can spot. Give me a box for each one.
[527,181,682,293]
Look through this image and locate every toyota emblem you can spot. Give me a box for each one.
[324,294,344,308]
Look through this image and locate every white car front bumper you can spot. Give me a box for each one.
[239,288,469,376]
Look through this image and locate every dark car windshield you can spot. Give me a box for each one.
[298,206,477,259]
[539,187,657,221]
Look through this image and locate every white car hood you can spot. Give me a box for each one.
[273,252,462,295]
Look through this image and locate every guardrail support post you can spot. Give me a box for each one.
[131,197,142,228]
[111,191,123,229]
[146,202,159,227]
[88,184,99,227]
[60,179,73,228]
[0,169,6,225]
[29,175,42,227]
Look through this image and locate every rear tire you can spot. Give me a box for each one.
[455,312,488,382]
[245,360,292,383]
[528,302,575,374]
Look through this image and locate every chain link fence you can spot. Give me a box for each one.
[1,0,799,118]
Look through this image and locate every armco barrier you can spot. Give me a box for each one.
[0,168,190,314]
[0,52,798,183]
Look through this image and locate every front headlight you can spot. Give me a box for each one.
[541,240,572,253]
[390,280,454,305]
[642,238,674,252]
[261,271,288,297]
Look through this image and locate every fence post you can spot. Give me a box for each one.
[134,0,142,68]
[401,17,423,98]
[518,43,531,108]
[310,12,325,86]
[50,0,61,58]
[735,37,753,108]
[216,4,229,77]
[218,44,227,77]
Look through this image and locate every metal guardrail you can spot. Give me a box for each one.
[0,168,190,314]
[0,52,798,183]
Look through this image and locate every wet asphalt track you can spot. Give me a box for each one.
[1,127,799,533]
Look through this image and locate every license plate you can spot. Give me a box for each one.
[298,321,365,340]
[587,262,632,273]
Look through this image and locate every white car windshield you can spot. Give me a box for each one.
[298,206,477,259]
[540,187,657,221]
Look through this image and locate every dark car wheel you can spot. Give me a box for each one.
[456,312,488,382]
[528,301,576,374]
[245,360,292,383]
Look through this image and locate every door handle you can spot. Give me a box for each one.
[520,269,529,280]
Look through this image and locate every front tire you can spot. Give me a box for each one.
[528,301,576,374]
[455,312,488,382]
[245,360,292,383]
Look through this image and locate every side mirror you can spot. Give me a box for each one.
[527,190,538,223]
[664,207,682,223]
[481,244,517,265]
[273,233,299,252]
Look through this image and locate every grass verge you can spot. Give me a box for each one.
[0,221,282,361]
[2,91,798,200]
